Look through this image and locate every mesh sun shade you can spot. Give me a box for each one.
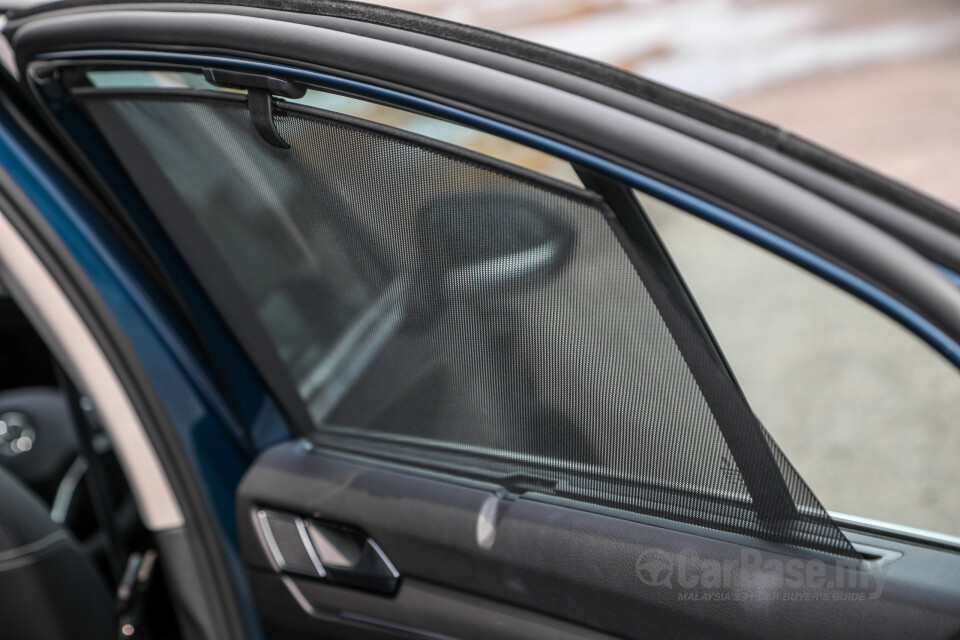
[78,88,857,558]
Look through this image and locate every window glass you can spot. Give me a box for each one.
[71,77,854,554]
[640,192,960,536]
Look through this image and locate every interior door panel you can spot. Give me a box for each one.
[236,441,960,639]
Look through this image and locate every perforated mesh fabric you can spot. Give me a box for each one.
[79,90,856,557]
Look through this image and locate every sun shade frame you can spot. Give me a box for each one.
[67,78,858,559]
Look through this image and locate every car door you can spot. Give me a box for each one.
[3,2,960,639]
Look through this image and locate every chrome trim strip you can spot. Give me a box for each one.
[256,509,287,571]
[50,455,88,524]
[831,511,960,550]
[366,538,400,579]
[295,517,327,578]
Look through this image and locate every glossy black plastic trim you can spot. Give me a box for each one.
[237,441,960,640]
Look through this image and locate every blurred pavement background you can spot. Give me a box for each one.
[367,0,960,534]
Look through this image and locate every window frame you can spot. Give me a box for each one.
[53,62,865,557]
[20,49,960,554]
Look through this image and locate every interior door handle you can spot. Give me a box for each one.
[257,509,400,595]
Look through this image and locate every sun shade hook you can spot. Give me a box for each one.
[202,68,307,149]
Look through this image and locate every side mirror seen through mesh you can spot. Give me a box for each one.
[416,189,577,300]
